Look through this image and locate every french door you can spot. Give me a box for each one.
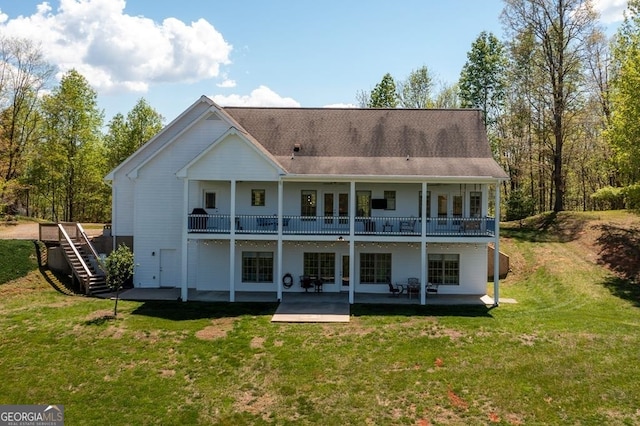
[323,192,349,225]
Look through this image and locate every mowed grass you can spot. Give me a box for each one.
[1,212,640,425]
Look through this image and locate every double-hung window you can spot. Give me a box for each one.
[359,253,391,284]
[242,252,274,283]
[428,254,459,285]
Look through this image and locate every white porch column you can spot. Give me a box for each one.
[493,180,501,307]
[180,178,189,301]
[349,180,356,304]
[420,182,428,305]
[229,179,236,302]
[276,180,284,301]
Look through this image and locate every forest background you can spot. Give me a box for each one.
[1,0,640,223]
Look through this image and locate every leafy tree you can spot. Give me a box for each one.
[105,244,134,317]
[0,37,54,214]
[606,0,640,185]
[433,82,460,108]
[459,31,507,128]
[368,73,398,108]
[502,0,599,212]
[397,66,435,108]
[34,69,105,221]
[105,98,164,171]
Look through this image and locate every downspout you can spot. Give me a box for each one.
[493,180,501,307]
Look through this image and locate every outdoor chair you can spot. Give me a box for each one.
[388,282,404,297]
[300,275,314,292]
[400,219,416,233]
[426,281,439,294]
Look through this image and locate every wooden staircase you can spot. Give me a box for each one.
[57,223,110,295]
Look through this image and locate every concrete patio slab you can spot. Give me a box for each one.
[272,301,350,323]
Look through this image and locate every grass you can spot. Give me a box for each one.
[0,240,38,284]
[1,211,640,424]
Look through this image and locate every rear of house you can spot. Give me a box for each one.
[105,96,508,305]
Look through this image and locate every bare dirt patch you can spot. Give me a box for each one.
[195,317,236,341]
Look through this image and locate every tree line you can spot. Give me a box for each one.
[0,38,163,222]
[2,0,640,223]
[361,0,640,218]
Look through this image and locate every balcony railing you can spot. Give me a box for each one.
[188,214,495,237]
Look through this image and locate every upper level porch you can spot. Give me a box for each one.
[185,179,499,239]
[187,213,496,238]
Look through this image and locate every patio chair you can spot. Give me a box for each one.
[426,282,439,294]
[388,282,404,297]
[400,219,416,233]
[300,275,314,292]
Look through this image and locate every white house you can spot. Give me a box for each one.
[105,96,508,305]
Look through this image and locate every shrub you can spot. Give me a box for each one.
[623,183,640,210]
[104,244,134,316]
[590,186,625,210]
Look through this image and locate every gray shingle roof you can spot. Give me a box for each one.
[223,107,508,179]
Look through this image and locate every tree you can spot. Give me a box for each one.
[459,31,508,128]
[433,82,460,108]
[606,0,640,185]
[502,0,599,212]
[368,73,398,108]
[105,98,163,171]
[0,37,54,214]
[105,244,134,317]
[397,66,435,108]
[35,69,105,222]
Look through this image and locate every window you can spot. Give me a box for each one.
[470,191,482,217]
[301,190,317,217]
[303,252,335,283]
[419,191,431,217]
[384,191,396,210]
[252,189,265,206]
[242,252,274,283]
[204,192,216,209]
[428,254,459,285]
[359,253,391,284]
[356,190,371,217]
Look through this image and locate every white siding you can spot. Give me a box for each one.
[187,134,281,181]
[131,116,231,288]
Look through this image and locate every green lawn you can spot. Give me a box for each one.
[1,212,639,425]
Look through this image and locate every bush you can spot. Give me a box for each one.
[104,244,134,317]
[623,183,640,210]
[590,186,625,210]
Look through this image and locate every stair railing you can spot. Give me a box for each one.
[58,224,93,293]
[76,223,106,275]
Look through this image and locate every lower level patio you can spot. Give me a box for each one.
[108,287,508,306]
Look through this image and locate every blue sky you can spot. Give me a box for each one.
[0,0,628,123]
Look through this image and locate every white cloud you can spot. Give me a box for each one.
[0,0,232,93]
[593,0,627,24]
[211,85,300,107]
[217,79,237,88]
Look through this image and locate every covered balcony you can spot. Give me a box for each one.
[187,212,495,237]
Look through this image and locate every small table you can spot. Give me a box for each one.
[382,223,393,232]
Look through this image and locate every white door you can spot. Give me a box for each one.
[159,249,179,287]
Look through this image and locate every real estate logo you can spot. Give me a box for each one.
[0,405,64,426]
